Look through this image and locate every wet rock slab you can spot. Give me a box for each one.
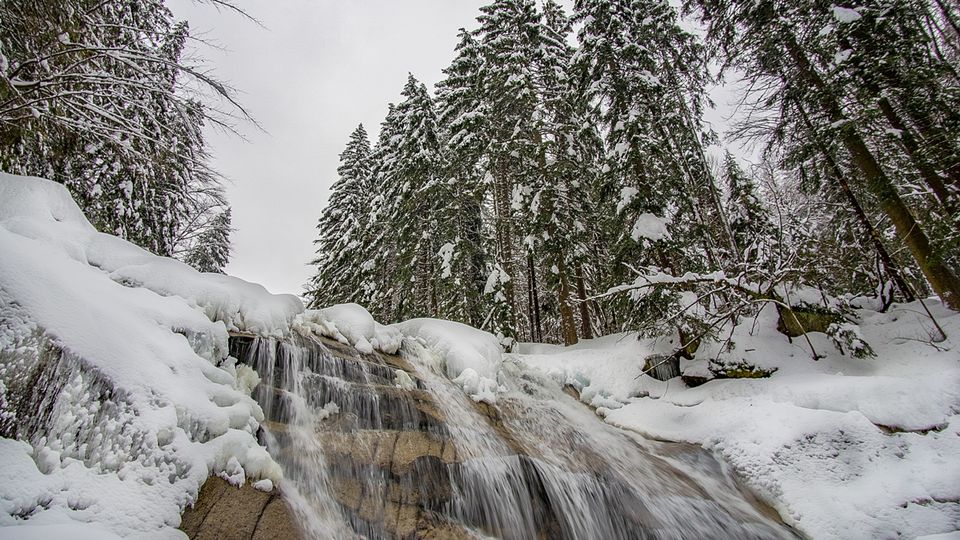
[180,476,303,540]
[210,333,797,540]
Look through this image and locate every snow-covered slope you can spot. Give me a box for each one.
[516,303,960,539]
[0,173,299,538]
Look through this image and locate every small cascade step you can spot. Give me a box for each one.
[231,333,423,389]
[301,375,445,433]
[254,381,445,432]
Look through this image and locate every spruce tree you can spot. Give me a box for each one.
[573,0,730,335]
[184,208,232,273]
[722,151,769,258]
[435,29,492,327]
[364,105,403,321]
[475,0,543,342]
[309,124,373,309]
[364,76,443,321]
[526,0,605,344]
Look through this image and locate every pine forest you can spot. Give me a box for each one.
[308,0,960,350]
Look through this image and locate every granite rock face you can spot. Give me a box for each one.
[181,335,479,539]
[180,476,303,540]
[182,334,793,540]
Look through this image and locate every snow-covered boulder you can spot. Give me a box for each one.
[0,173,292,538]
[295,303,402,354]
[392,318,504,403]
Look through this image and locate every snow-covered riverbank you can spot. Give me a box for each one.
[516,302,960,539]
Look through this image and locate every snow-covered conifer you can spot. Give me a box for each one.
[309,124,374,308]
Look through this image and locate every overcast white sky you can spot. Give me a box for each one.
[167,0,736,297]
[164,1,497,296]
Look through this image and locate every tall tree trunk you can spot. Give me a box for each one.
[575,266,594,339]
[874,69,960,195]
[839,35,959,213]
[784,33,960,309]
[527,253,543,342]
[415,238,435,317]
[667,80,742,262]
[492,166,518,332]
[877,96,957,214]
[794,97,916,303]
[556,254,578,345]
[525,252,535,342]
[900,102,960,196]
[655,122,726,268]
[461,198,487,327]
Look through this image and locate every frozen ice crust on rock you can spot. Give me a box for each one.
[393,318,505,403]
[0,173,286,538]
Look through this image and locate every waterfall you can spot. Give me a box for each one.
[231,333,795,539]
[233,335,357,538]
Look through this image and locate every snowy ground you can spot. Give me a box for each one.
[516,302,960,540]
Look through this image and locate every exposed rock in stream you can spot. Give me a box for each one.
[180,477,300,540]
[182,333,796,539]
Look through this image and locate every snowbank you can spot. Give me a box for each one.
[517,301,960,539]
[0,173,303,337]
[0,173,288,537]
[299,305,505,402]
[295,303,402,354]
[516,333,654,409]
[393,318,504,403]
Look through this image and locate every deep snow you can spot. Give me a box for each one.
[0,173,294,538]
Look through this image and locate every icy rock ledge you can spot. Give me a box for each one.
[296,304,507,403]
[294,303,402,355]
[0,173,291,538]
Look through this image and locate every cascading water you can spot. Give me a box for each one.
[230,333,796,539]
[232,335,357,538]
[404,341,793,540]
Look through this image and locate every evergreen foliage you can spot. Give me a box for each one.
[0,0,239,264]
[184,208,232,273]
[308,0,960,349]
[309,124,373,308]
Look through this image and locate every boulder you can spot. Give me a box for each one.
[180,477,303,540]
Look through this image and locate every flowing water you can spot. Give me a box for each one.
[231,333,795,539]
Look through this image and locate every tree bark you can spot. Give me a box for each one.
[461,198,488,327]
[877,96,957,214]
[526,253,535,342]
[794,97,916,303]
[839,35,959,213]
[528,253,543,342]
[492,166,518,332]
[555,255,579,346]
